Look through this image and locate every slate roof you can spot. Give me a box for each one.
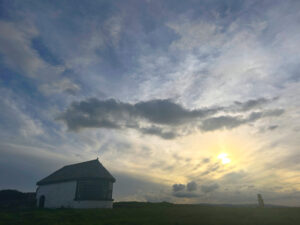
[37,159,116,185]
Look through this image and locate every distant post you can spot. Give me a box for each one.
[257,194,264,208]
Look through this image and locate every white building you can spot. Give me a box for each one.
[36,159,116,208]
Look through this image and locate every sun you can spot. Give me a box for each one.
[218,153,231,164]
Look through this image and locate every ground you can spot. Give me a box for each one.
[0,202,299,225]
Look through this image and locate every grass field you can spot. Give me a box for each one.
[0,202,299,225]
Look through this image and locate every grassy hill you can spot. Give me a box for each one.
[0,202,299,225]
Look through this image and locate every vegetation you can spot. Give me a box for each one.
[0,190,35,209]
[0,202,299,225]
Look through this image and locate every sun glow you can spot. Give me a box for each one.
[218,153,231,164]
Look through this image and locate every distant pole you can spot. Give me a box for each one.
[257,194,265,208]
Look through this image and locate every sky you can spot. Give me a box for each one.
[0,0,300,206]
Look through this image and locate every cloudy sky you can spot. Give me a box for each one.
[1,0,300,206]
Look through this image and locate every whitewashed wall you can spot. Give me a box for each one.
[36,181,113,208]
[36,181,77,208]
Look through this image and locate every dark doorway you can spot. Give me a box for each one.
[39,195,45,208]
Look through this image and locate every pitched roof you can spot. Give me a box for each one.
[37,159,116,185]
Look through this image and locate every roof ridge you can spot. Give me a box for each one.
[64,158,99,167]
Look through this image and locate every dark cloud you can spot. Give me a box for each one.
[268,125,278,130]
[172,183,185,192]
[200,183,219,193]
[201,116,244,131]
[172,182,199,198]
[263,109,285,117]
[57,98,219,139]
[134,99,218,125]
[201,109,284,131]
[57,98,218,131]
[58,97,284,138]
[57,98,132,131]
[233,97,278,112]
[187,181,197,192]
[139,126,178,139]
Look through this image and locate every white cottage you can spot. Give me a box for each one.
[36,159,116,208]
